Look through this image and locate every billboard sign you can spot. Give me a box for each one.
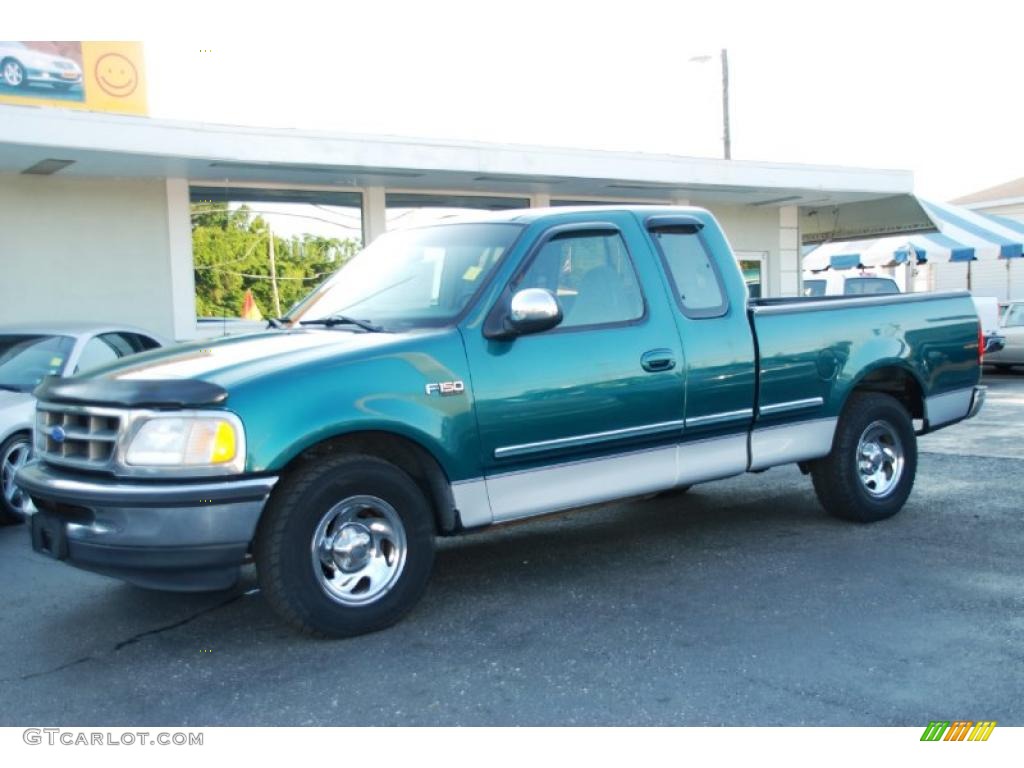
[0,41,147,116]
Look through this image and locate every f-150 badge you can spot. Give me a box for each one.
[425,380,465,396]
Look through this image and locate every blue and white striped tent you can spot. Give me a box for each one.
[803,198,1024,271]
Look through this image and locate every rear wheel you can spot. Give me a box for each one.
[255,454,436,637]
[810,393,917,523]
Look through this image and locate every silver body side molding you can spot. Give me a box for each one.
[925,386,975,429]
[494,419,685,459]
[748,417,838,471]
[758,397,824,417]
[684,408,753,428]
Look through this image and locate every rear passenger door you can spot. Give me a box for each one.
[644,216,756,474]
[463,214,687,521]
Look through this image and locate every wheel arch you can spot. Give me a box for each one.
[842,362,926,422]
[275,429,461,535]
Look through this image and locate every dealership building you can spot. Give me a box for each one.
[0,104,931,341]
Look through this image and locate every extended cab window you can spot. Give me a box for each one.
[516,230,644,328]
[650,228,727,317]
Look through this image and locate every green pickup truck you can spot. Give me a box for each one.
[18,206,985,637]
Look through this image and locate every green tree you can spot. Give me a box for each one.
[191,202,360,318]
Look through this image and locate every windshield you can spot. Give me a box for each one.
[0,334,75,392]
[285,222,522,330]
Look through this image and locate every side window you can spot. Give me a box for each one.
[101,332,161,354]
[75,336,120,374]
[650,228,727,317]
[133,334,162,351]
[515,230,644,329]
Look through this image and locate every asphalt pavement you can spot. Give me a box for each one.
[1,371,1021,726]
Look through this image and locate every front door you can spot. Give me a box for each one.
[463,216,687,521]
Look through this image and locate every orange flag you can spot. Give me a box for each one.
[240,289,263,321]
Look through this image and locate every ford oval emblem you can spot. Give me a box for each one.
[48,425,67,443]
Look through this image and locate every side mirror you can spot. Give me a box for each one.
[486,288,563,340]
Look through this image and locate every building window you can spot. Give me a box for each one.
[188,186,362,324]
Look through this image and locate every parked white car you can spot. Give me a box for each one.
[1,324,165,523]
[985,301,1024,371]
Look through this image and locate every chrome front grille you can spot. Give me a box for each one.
[35,403,125,471]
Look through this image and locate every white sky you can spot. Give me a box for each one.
[12,0,1024,202]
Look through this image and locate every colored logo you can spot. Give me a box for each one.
[920,721,996,741]
[48,425,66,443]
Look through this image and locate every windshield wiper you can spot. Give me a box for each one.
[299,315,387,333]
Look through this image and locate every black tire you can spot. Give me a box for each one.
[656,484,692,499]
[0,432,32,525]
[810,392,917,523]
[254,454,436,637]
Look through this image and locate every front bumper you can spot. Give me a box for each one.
[16,461,277,591]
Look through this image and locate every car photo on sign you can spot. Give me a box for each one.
[0,41,84,101]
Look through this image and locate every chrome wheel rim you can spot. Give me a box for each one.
[311,494,407,606]
[3,62,23,86]
[2,439,31,514]
[856,420,904,498]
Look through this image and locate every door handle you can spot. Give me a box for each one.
[641,348,676,373]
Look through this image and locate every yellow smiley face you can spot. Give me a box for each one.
[94,53,138,97]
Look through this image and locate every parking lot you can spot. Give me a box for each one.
[1,372,1021,726]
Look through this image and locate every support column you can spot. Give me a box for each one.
[361,186,387,244]
[529,192,551,208]
[778,205,801,297]
[165,178,197,341]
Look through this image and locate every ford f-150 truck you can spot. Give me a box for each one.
[17,206,986,637]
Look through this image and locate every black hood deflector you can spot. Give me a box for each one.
[34,376,228,408]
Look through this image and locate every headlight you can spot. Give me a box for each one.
[124,413,244,473]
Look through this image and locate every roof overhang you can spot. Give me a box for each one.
[0,105,914,209]
[800,195,937,245]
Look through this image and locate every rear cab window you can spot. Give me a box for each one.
[646,219,728,318]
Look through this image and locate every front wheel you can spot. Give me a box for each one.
[810,392,917,523]
[255,454,436,637]
[1,59,26,88]
[1,433,32,525]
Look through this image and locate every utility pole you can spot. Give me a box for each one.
[721,48,731,160]
[267,228,282,318]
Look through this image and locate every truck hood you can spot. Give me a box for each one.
[86,328,432,393]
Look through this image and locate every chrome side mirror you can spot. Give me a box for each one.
[485,288,562,340]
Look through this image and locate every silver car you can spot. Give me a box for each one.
[0,41,82,91]
[0,324,165,523]
[985,301,1024,372]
